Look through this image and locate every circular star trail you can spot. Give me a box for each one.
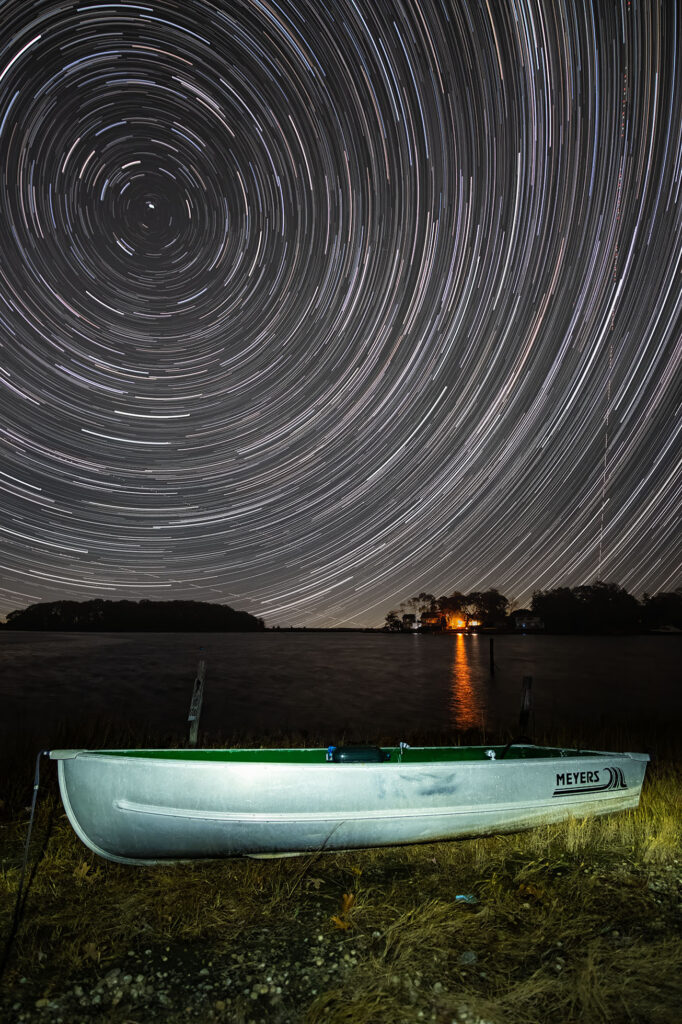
[0,0,679,626]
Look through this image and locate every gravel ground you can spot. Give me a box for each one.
[3,918,494,1024]
[3,863,679,1023]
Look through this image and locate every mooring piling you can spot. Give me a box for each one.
[188,656,206,747]
[519,675,533,732]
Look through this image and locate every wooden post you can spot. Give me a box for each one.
[519,676,532,732]
[188,657,206,748]
[489,638,495,675]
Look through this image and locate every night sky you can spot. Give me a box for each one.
[0,0,679,628]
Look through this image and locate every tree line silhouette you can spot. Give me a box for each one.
[2,599,265,632]
[384,583,682,634]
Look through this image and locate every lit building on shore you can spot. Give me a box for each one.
[419,611,481,632]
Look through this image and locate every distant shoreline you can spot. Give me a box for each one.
[1,624,679,635]
[0,598,265,632]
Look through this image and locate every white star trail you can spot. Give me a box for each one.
[0,0,679,626]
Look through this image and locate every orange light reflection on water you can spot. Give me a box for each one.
[450,633,485,731]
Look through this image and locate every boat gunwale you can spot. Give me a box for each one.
[49,746,651,766]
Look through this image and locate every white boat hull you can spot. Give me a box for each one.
[49,746,650,865]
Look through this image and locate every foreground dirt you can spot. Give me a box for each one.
[2,857,681,1024]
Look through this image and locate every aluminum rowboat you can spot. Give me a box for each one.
[49,744,650,865]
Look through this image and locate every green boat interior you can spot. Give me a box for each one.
[94,744,605,765]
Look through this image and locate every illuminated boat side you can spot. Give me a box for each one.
[49,745,650,865]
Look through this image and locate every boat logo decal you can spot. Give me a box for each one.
[552,766,627,797]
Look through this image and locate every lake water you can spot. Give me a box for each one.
[1,631,680,754]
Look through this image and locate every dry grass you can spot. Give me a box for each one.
[1,728,680,1022]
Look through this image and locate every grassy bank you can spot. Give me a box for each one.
[1,728,680,1023]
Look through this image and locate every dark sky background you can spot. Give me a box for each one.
[0,0,679,628]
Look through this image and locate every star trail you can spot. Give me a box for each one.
[0,0,679,627]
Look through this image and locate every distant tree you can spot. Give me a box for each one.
[437,591,467,616]
[400,593,436,616]
[532,583,640,633]
[415,592,437,613]
[531,587,584,633]
[465,589,509,625]
[384,610,402,631]
[460,591,480,621]
[3,599,265,632]
[641,590,682,630]
[575,582,640,633]
[380,582,678,636]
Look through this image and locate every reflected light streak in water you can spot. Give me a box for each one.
[450,634,486,732]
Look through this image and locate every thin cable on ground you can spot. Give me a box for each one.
[1,749,49,979]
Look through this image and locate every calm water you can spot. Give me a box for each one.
[1,631,680,752]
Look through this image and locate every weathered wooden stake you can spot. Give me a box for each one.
[519,675,533,732]
[188,657,206,747]
[489,638,495,675]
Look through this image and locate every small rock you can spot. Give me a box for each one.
[458,950,478,966]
